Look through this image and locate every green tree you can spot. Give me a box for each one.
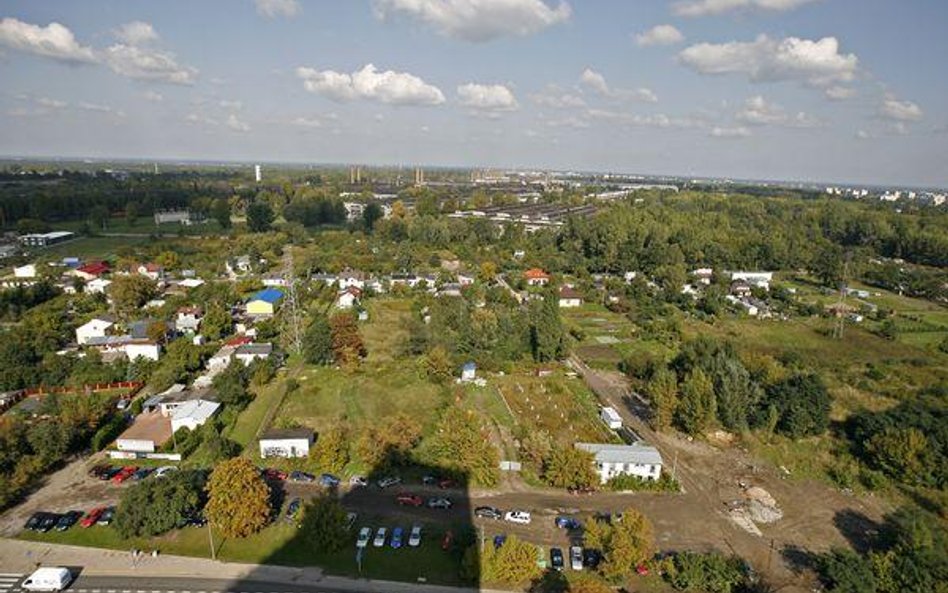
[311,426,348,474]
[709,353,763,431]
[299,495,348,552]
[362,202,383,232]
[543,446,598,490]
[246,201,274,233]
[816,549,876,593]
[329,312,365,366]
[212,198,232,229]
[201,302,232,341]
[109,275,158,316]
[677,368,715,436]
[421,345,454,383]
[114,470,205,537]
[89,205,110,230]
[865,427,932,486]
[211,360,250,409]
[125,201,139,227]
[665,551,748,593]
[302,316,333,365]
[427,406,500,487]
[530,288,565,362]
[762,373,831,438]
[648,366,679,432]
[597,508,655,580]
[205,457,270,538]
[813,243,845,288]
[487,535,543,586]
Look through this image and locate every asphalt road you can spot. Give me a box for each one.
[0,574,377,593]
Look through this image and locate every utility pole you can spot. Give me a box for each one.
[281,249,303,356]
[671,450,679,482]
[832,251,853,340]
[207,521,216,560]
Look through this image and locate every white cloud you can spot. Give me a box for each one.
[531,87,586,108]
[78,102,126,118]
[543,115,588,129]
[635,24,684,47]
[586,108,701,129]
[628,88,658,103]
[679,35,858,88]
[219,99,243,110]
[186,113,216,126]
[855,129,871,140]
[37,97,67,109]
[255,0,302,18]
[673,0,819,17]
[296,64,445,106]
[709,125,751,138]
[824,85,855,100]
[374,0,571,42]
[579,68,657,103]
[736,95,820,128]
[880,96,922,122]
[0,17,96,63]
[142,90,164,102]
[114,21,159,45]
[290,116,322,128]
[226,114,251,132]
[457,83,519,112]
[579,68,610,95]
[103,44,198,85]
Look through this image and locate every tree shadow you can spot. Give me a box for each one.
[832,508,882,554]
[780,543,819,575]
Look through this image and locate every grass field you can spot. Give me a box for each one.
[564,304,675,371]
[32,236,150,259]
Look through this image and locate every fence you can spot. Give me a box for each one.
[21,381,144,397]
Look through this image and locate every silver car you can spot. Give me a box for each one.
[373,526,387,547]
[356,526,371,548]
[408,525,422,547]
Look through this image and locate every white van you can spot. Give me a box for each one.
[21,567,72,591]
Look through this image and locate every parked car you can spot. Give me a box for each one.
[377,476,401,489]
[24,512,46,531]
[426,497,452,509]
[550,547,565,571]
[408,525,422,547]
[55,511,82,532]
[373,527,387,547]
[349,475,368,487]
[475,506,503,520]
[111,466,137,484]
[153,466,177,479]
[80,507,106,528]
[319,473,341,488]
[263,468,287,481]
[116,398,130,411]
[345,512,358,531]
[356,527,372,548]
[285,497,302,521]
[390,527,404,549]
[555,516,581,530]
[504,510,532,525]
[396,494,424,507]
[97,467,121,481]
[570,546,584,571]
[493,534,507,550]
[96,506,115,526]
[421,475,439,486]
[441,530,454,551]
[182,513,207,527]
[438,478,456,489]
[88,464,110,478]
[132,468,152,481]
[583,549,602,569]
[289,470,315,483]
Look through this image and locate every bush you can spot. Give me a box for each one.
[90,414,127,451]
[665,551,748,593]
[606,473,679,492]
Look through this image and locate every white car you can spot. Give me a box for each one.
[570,546,583,571]
[21,567,72,591]
[349,476,368,487]
[504,510,532,525]
[153,466,178,479]
[377,476,401,489]
[356,526,372,548]
[373,527,387,547]
[408,525,422,547]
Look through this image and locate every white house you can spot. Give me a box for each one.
[576,443,663,484]
[234,343,273,366]
[558,286,583,308]
[337,270,365,290]
[86,278,112,295]
[730,271,773,290]
[175,306,203,333]
[124,340,161,362]
[334,286,362,309]
[13,264,36,278]
[76,317,115,345]
[693,268,714,285]
[524,268,551,286]
[600,407,622,430]
[170,399,220,432]
[137,263,164,281]
[259,428,313,458]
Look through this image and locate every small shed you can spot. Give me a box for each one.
[259,428,313,458]
[461,362,477,382]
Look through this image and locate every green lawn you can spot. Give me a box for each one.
[228,371,294,448]
[33,236,150,259]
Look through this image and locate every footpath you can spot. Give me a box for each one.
[0,538,506,593]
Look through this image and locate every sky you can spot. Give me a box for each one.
[0,0,946,187]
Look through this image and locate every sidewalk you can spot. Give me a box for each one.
[0,538,508,593]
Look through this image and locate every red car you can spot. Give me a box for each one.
[441,530,454,551]
[80,507,105,528]
[111,466,137,484]
[263,468,287,481]
[396,494,424,507]
[438,479,456,490]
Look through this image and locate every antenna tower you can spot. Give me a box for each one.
[282,249,304,355]
[832,251,853,340]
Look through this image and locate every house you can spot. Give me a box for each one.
[207,336,253,371]
[730,281,753,298]
[246,288,284,316]
[558,286,583,308]
[390,273,420,288]
[124,340,161,362]
[178,278,205,289]
[76,316,115,345]
[115,410,173,453]
[154,210,204,225]
[234,343,273,366]
[86,278,112,294]
[18,231,74,247]
[74,261,110,281]
[334,286,362,309]
[524,268,551,286]
[730,271,773,290]
[600,407,623,430]
[13,264,36,278]
[171,399,220,433]
[726,295,759,316]
[225,255,252,276]
[137,263,164,281]
[693,268,714,285]
[62,257,81,268]
[262,273,287,288]
[175,306,203,333]
[460,362,476,382]
[312,273,337,286]
[575,443,663,484]
[337,270,365,290]
[437,283,463,298]
[623,271,637,284]
[259,428,313,458]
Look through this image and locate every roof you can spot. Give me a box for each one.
[575,443,664,466]
[171,399,220,423]
[77,261,110,275]
[462,361,476,371]
[261,427,313,441]
[559,286,583,299]
[177,306,203,315]
[235,343,273,356]
[248,287,284,304]
[524,268,550,279]
[225,335,254,347]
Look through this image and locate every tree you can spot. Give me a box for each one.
[212,360,251,409]
[648,367,679,432]
[478,261,498,284]
[486,535,543,586]
[519,429,553,469]
[146,320,168,345]
[109,275,157,316]
[815,549,876,593]
[246,201,274,233]
[428,406,500,487]
[303,316,333,365]
[299,495,348,552]
[311,426,349,474]
[355,413,421,469]
[813,244,845,288]
[89,205,110,230]
[362,202,383,232]
[677,368,715,436]
[566,572,613,593]
[762,373,831,438]
[421,345,454,383]
[114,470,205,537]
[125,201,139,226]
[543,446,597,490]
[205,457,270,538]
[212,198,232,229]
[595,508,655,580]
[709,353,763,431]
[201,302,232,341]
[665,551,748,593]
[865,427,932,485]
[329,312,366,366]
[530,288,565,362]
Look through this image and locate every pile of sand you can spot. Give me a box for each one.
[744,486,782,523]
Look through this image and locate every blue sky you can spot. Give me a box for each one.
[1,0,946,186]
